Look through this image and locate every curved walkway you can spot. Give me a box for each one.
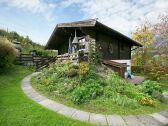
[21,72,168,126]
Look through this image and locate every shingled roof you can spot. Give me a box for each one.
[46,19,142,49]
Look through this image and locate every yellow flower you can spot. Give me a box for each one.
[44,79,49,86]
[78,62,89,75]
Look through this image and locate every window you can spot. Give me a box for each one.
[79,45,85,49]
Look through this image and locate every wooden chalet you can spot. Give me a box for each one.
[46,19,143,78]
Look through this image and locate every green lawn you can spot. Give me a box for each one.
[0,65,95,126]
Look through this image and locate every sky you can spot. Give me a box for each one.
[0,0,168,45]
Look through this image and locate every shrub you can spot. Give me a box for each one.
[84,79,103,97]
[133,64,168,81]
[124,85,144,100]
[0,37,18,68]
[67,68,78,77]
[69,64,79,70]
[151,91,166,102]
[131,66,142,73]
[105,72,126,93]
[63,60,71,65]
[71,86,89,104]
[138,97,154,106]
[36,50,57,57]
[78,62,89,75]
[104,87,139,108]
[141,80,162,95]
[147,64,168,81]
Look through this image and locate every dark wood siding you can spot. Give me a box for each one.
[119,41,131,59]
[82,28,131,60]
[58,42,69,54]
[97,34,119,60]
[57,27,132,60]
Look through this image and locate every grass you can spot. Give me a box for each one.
[0,65,95,126]
[31,76,168,115]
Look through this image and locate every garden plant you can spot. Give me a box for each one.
[32,60,168,115]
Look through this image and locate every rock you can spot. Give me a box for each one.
[92,92,97,99]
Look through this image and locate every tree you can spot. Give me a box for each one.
[131,14,168,80]
[131,22,154,67]
[153,14,168,65]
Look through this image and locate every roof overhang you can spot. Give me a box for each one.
[45,19,142,49]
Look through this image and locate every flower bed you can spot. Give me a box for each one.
[31,60,168,115]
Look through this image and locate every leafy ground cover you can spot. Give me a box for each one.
[0,65,95,126]
[133,72,168,94]
[31,60,168,115]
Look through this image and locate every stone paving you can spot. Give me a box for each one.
[21,73,168,126]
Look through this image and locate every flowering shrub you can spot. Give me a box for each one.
[63,60,71,65]
[78,62,89,75]
[138,97,154,106]
[44,79,49,86]
[32,60,165,109]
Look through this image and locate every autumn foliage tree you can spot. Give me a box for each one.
[131,14,168,80]
[131,22,154,67]
[153,14,168,65]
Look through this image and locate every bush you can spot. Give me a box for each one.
[105,72,126,93]
[71,78,103,104]
[67,68,78,77]
[141,80,162,95]
[78,62,89,75]
[104,72,151,107]
[0,37,17,68]
[71,86,89,104]
[138,97,154,106]
[63,60,71,65]
[69,64,79,70]
[104,87,139,108]
[147,64,168,81]
[36,50,57,57]
[132,64,168,81]
[131,66,142,73]
[84,79,103,97]
[124,85,143,100]
[151,91,166,102]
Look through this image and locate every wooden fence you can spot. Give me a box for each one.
[15,54,57,71]
[57,53,78,61]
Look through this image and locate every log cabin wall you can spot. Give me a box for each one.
[97,33,119,60]
[81,28,131,60]
[118,40,131,59]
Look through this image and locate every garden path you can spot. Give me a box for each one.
[127,76,145,85]
[21,72,168,126]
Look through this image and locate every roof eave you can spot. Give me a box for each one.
[45,25,58,49]
[95,21,143,47]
